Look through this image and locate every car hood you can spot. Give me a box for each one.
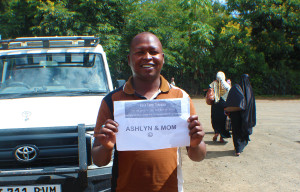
[0,96,104,129]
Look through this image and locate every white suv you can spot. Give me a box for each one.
[0,37,114,192]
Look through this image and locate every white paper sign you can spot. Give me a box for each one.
[114,98,190,151]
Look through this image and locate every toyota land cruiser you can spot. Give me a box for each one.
[0,36,113,192]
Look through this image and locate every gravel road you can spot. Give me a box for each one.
[182,98,300,192]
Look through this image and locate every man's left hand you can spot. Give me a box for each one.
[187,115,205,147]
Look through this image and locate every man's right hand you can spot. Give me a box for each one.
[94,119,119,150]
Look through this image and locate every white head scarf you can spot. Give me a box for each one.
[216,71,225,81]
[210,71,231,103]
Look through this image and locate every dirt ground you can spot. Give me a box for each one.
[181,98,300,192]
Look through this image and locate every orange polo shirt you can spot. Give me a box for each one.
[95,75,196,192]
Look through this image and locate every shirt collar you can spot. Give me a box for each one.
[123,75,170,95]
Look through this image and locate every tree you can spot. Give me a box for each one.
[227,0,300,95]
[1,0,298,95]
[0,0,39,39]
[31,0,76,36]
[179,0,215,94]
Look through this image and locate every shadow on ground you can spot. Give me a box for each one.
[205,150,236,159]
[205,141,229,145]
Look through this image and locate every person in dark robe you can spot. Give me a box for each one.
[224,74,256,156]
[206,71,231,142]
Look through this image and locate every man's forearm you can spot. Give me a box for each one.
[187,141,206,162]
[92,145,113,167]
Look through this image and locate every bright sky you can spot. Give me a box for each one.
[217,0,227,5]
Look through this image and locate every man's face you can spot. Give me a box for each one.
[128,33,164,81]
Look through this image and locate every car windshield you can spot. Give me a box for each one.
[0,53,109,98]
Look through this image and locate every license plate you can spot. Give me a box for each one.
[0,184,61,192]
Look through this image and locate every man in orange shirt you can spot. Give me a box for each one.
[92,32,206,192]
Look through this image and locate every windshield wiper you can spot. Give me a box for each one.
[34,90,108,96]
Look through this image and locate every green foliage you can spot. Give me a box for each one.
[31,0,76,36]
[0,0,299,95]
[0,0,39,38]
[227,0,300,95]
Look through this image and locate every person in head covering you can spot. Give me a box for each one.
[170,77,176,86]
[206,71,231,142]
[224,74,256,156]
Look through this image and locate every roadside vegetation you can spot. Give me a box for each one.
[0,0,299,96]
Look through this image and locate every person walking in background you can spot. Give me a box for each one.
[225,78,232,131]
[170,77,176,86]
[225,74,256,156]
[206,71,231,142]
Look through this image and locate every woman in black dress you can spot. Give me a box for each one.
[225,74,256,156]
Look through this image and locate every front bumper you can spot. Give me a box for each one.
[0,164,112,192]
[0,124,112,192]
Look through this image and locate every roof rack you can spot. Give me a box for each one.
[0,36,100,50]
